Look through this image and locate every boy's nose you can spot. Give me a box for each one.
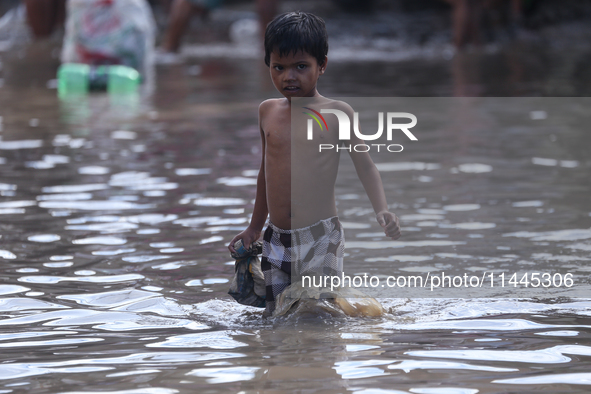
[284,68,296,81]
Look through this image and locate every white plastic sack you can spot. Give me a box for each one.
[61,0,155,76]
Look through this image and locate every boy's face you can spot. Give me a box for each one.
[269,50,327,100]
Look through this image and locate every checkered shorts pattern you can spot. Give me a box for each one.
[261,216,345,315]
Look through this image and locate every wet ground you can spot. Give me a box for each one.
[1,9,591,393]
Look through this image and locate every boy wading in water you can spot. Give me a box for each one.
[229,11,401,316]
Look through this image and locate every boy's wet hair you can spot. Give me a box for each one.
[264,11,328,67]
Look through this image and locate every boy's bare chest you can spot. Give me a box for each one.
[263,113,291,150]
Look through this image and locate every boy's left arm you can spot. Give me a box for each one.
[349,147,401,240]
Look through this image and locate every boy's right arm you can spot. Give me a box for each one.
[228,161,268,252]
[228,103,269,253]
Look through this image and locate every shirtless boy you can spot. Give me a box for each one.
[228,11,401,315]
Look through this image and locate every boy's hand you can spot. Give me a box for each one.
[228,227,262,253]
[376,211,401,240]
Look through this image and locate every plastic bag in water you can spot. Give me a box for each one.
[273,281,385,318]
[61,0,155,76]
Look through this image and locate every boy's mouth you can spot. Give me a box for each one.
[284,86,300,92]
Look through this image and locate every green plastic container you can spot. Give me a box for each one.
[58,63,90,95]
[57,63,141,96]
[107,65,141,94]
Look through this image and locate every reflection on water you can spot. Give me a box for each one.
[0,38,591,393]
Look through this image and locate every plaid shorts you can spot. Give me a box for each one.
[261,216,345,315]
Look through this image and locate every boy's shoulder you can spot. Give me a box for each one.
[258,97,354,115]
[307,98,355,123]
[300,97,353,112]
[259,98,288,113]
[323,98,353,113]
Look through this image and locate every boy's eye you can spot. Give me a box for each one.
[297,64,307,70]
[273,65,283,71]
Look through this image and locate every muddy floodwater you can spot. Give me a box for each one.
[0,38,591,394]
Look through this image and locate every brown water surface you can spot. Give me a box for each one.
[0,38,590,393]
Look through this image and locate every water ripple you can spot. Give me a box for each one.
[0,200,36,208]
[375,162,440,171]
[37,193,93,201]
[1,351,243,382]
[0,309,207,331]
[18,274,144,284]
[0,249,17,259]
[42,184,109,193]
[39,201,153,211]
[73,236,127,245]
[57,289,157,308]
[0,285,29,295]
[494,372,591,385]
[0,298,68,311]
[186,366,259,384]
[216,177,258,186]
[0,337,103,348]
[59,389,179,394]
[406,344,591,364]
[0,365,113,381]
[27,234,61,242]
[346,240,465,249]
[66,222,138,232]
[0,139,43,149]
[443,204,481,211]
[147,331,249,349]
[504,228,591,242]
[175,168,211,176]
[387,359,517,372]
[398,318,591,331]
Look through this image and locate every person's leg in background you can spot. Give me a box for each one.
[443,0,483,48]
[24,0,66,39]
[161,0,204,53]
[162,0,277,53]
[256,0,277,40]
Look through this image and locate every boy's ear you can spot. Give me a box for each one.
[319,56,328,74]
